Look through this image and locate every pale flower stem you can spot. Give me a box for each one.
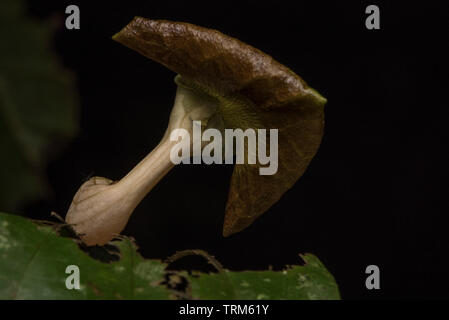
[115,133,176,205]
[65,84,218,246]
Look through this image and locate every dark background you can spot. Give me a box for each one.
[23,1,448,299]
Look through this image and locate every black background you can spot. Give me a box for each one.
[23,1,448,299]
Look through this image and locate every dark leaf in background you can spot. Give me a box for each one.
[0,0,78,211]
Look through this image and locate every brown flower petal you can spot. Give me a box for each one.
[113,18,326,236]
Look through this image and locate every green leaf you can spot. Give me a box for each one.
[0,212,340,300]
[0,0,78,211]
[0,212,172,299]
[187,254,340,300]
